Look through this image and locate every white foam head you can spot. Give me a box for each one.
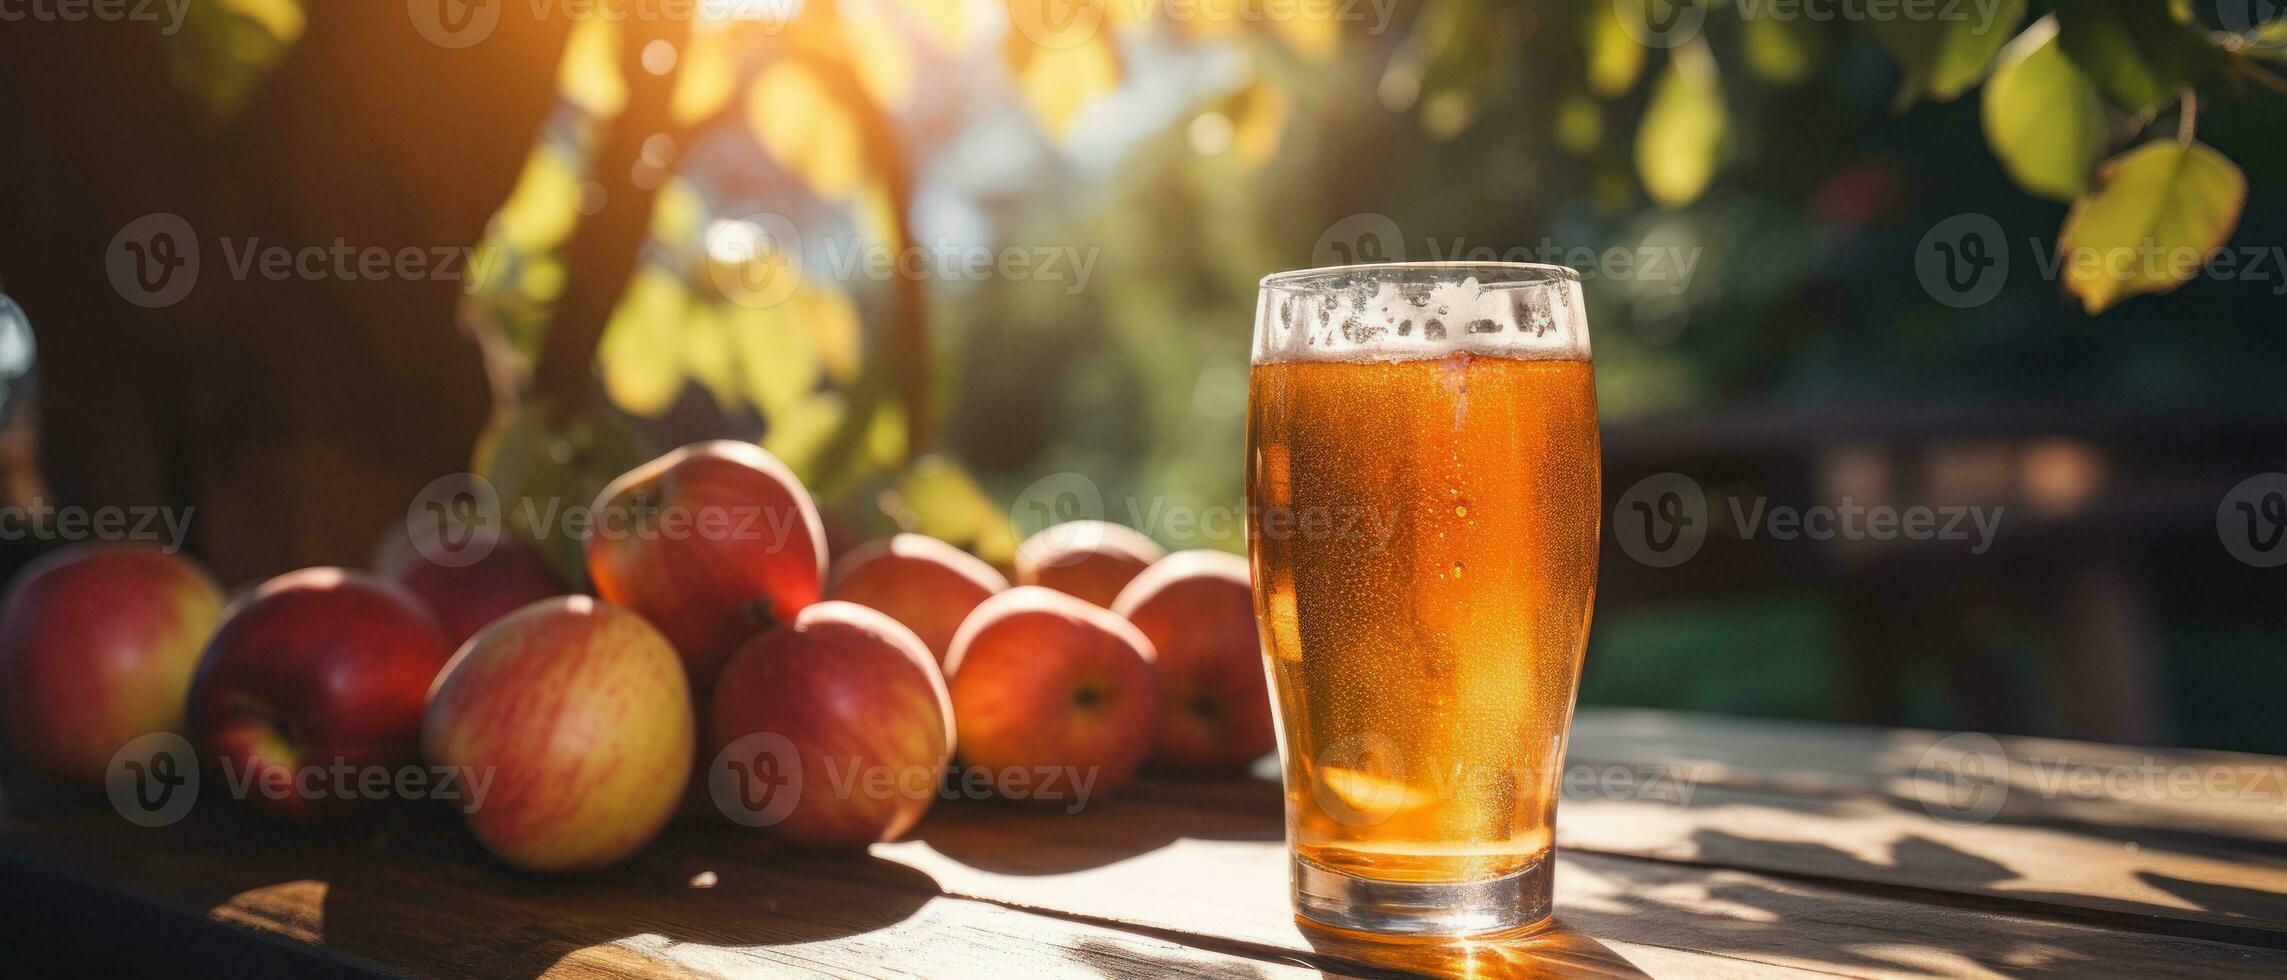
[1253,262,1591,365]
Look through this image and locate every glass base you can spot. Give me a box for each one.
[1292,855,1553,936]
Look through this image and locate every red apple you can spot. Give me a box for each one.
[186,568,453,820]
[0,545,225,785]
[944,587,1158,805]
[826,534,1007,666]
[585,441,828,689]
[1014,521,1164,608]
[707,601,953,849]
[384,534,565,649]
[1111,550,1274,774]
[423,596,693,872]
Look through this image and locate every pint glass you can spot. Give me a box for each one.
[1246,263,1600,935]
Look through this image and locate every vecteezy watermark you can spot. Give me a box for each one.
[2218,0,2287,49]
[1309,732,1708,828]
[405,471,813,567]
[1912,731,2287,825]
[1007,472,1399,559]
[708,732,1102,822]
[1007,0,1397,50]
[1614,0,2014,50]
[1311,213,1704,297]
[1915,211,2287,308]
[408,0,798,49]
[0,500,195,553]
[1613,472,2005,567]
[704,213,1101,308]
[106,732,494,826]
[2218,473,2287,569]
[106,213,508,309]
[0,0,189,35]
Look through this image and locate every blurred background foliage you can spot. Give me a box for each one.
[85,0,2287,747]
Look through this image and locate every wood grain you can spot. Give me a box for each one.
[5,710,2287,977]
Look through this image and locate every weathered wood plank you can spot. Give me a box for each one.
[1570,710,2287,844]
[876,795,2287,978]
[0,805,1316,979]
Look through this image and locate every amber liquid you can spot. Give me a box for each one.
[1247,353,1600,885]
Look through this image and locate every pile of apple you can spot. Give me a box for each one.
[0,441,1272,873]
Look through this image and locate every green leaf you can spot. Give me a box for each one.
[2057,141,2246,314]
[1635,38,1726,208]
[1869,0,2026,105]
[1742,7,1822,85]
[2052,0,2226,113]
[1983,16,2111,201]
[1586,4,1647,98]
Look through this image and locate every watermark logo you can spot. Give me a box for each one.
[710,731,804,827]
[2219,473,2287,568]
[1009,0,1109,49]
[1912,731,2010,825]
[1916,212,2009,309]
[107,732,200,827]
[1613,472,1709,568]
[2219,0,2287,48]
[1613,0,1708,48]
[1912,731,2287,826]
[1312,213,1406,268]
[408,0,500,47]
[1914,211,2287,307]
[1011,472,1110,567]
[706,212,805,309]
[0,501,195,553]
[1308,214,1704,295]
[0,0,190,34]
[408,473,506,568]
[1613,473,2005,567]
[107,213,200,309]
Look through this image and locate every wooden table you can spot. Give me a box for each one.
[6,709,2287,977]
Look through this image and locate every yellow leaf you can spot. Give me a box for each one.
[679,303,741,410]
[1585,4,1646,98]
[727,300,820,416]
[746,62,866,198]
[1982,16,2108,201]
[598,268,691,417]
[763,392,848,472]
[560,17,627,119]
[791,283,864,384]
[1011,32,1121,139]
[896,455,1019,566]
[844,8,917,108]
[1272,11,1341,63]
[893,0,969,51]
[1555,95,1604,155]
[2058,141,2246,313]
[1634,38,1726,208]
[492,149,584,253]
[672,26,737,124]
[1227,78,1290,169]
[649,177,705,248]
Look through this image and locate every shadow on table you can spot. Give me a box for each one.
[313,813,938,977]
[1296,916,1647,978]
[914,789,1282,876]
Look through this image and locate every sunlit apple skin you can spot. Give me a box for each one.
[384,536,565,649]
[1014,522,1165,608]
[826,535,1007,666]
[0,545,226,785]
[1111,551,1275,775]
[944,587,1159,804]
[709,602,953,850]
[186,569,453,820]
[423,597,693,873]
[584,441,828,689]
